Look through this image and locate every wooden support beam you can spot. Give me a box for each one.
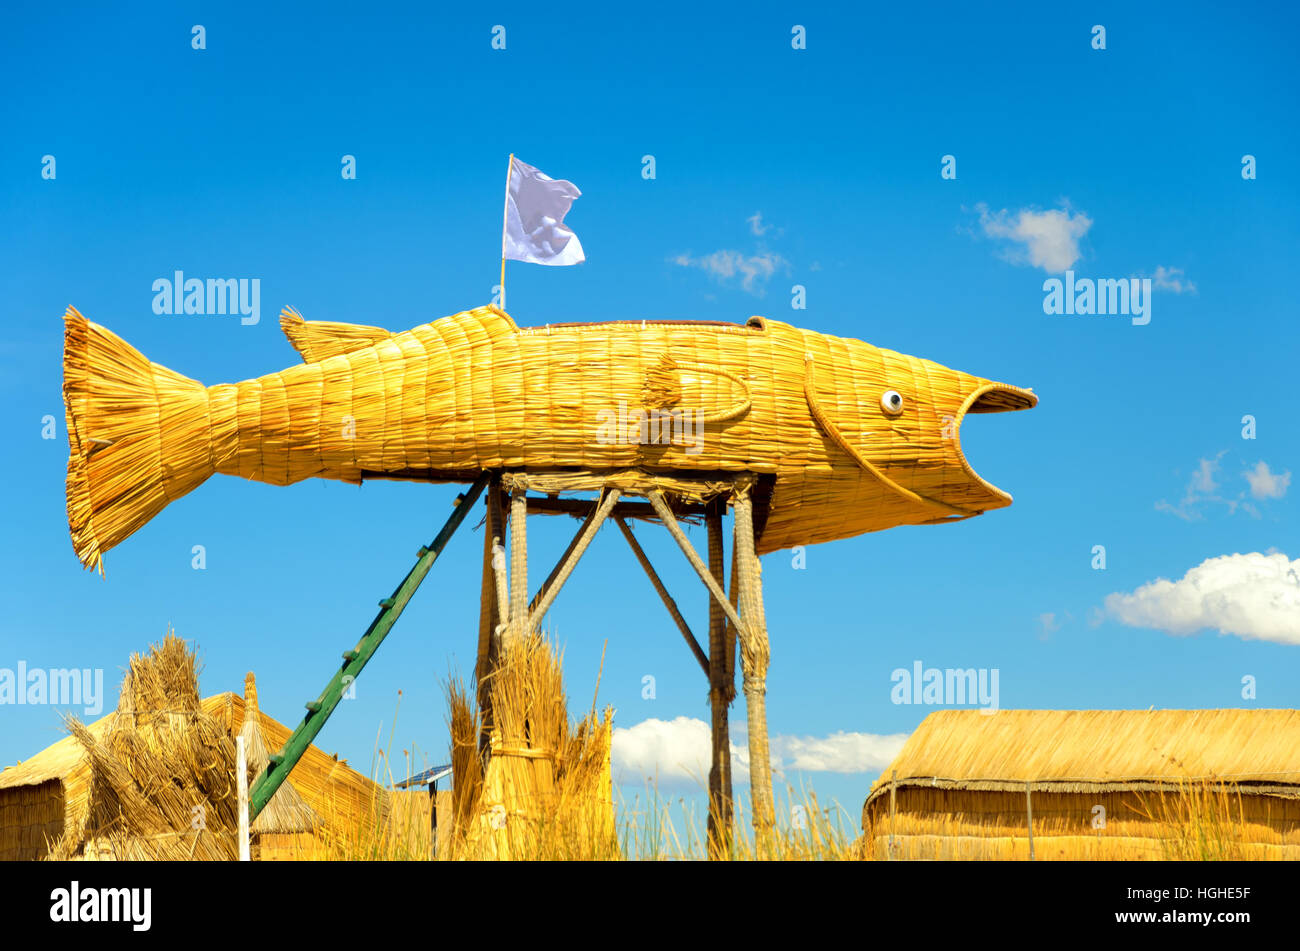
[476,477,505,752]
[645,491,748,637]
[527,497,708,522]
[614,516,710,677]
[505,487,528,653]
[733,486,775,853]
[706,500,734,860]
[724,546,738,701]
[527,489,621,631]
[475,476,503,709]
[528,496,602,615]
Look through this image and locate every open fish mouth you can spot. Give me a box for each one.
[952,382,1038,507]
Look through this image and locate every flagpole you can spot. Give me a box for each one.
[499,153,513,312]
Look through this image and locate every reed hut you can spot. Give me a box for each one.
[235,672,320,859]
[861,709,1300,861]
[0,634,240,860]
[203,686,390,859]
[0,729,94,860]
[0,639,390,860]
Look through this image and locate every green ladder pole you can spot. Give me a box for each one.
[248,473,491,822]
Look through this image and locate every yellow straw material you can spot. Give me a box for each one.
[62,304,1037,571]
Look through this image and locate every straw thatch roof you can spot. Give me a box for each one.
[864,709,1300,813]
[238,672,319,836]
[204,691,389,837]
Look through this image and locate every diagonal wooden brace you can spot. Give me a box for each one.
[646,489,749,640]
[615,515,710,677]
[527,488,621,632]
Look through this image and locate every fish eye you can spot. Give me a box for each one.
[881,390,904,416]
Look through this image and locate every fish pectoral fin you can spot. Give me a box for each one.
[640,355,752,423]
[279,307,394,363]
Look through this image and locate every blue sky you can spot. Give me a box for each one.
[2,2,1297,829]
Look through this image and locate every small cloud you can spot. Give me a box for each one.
[611,716,716,789]
[747,211,770,236]
[669,249,788,296]
[1159,453,1290,518]
[1151,265,1197,294]
[1104,552,1300,645]
[1156,451,1236,520]
[611,717,906,789]
[1191,456,1220,494]
[1244,461,1291,500]
[972,202,1092,273]
[769,731,907,774]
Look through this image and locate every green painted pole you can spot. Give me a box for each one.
[248,473,491,822]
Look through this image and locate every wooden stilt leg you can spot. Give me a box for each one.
[726,539,738,702]
[505,486,528,653]
[733,484,775,854]
[476,480,506,755]
[706,500,734,859]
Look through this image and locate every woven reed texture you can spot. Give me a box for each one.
[861,786,1300,861]
[860,710,1300,861]
[63,304,1036,571]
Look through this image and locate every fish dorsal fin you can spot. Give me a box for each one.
[280,307,394,363]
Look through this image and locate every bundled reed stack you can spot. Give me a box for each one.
[238,672,320,859]
[448,634,616,860]
[50,632,240,860]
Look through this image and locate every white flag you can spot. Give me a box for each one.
[503,157,586,266]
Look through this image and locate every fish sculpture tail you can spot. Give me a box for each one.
[63,307,214,574]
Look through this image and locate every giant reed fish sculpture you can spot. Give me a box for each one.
[62,304,1036,573]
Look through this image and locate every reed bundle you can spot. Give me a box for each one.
[51,632,240,860]
[447,634,616,859]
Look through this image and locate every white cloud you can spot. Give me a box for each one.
[611,716,906,790]
[1151,265,1197,294]
[746,211,770,236]
[974,202,1092,273]
[670,249,787,295]
[1156,451,1234,520]
[769,731,907,774]
[1244,461,1291,500]
[611,716,717,789]
[1104,552,1300,645]
[1158,453,1288,519]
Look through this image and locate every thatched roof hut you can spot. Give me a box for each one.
[208,680,390,859]
[0,728,95,861]
[0,634,242,860]
[861,709,1300,860]
[0,639,388,860]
